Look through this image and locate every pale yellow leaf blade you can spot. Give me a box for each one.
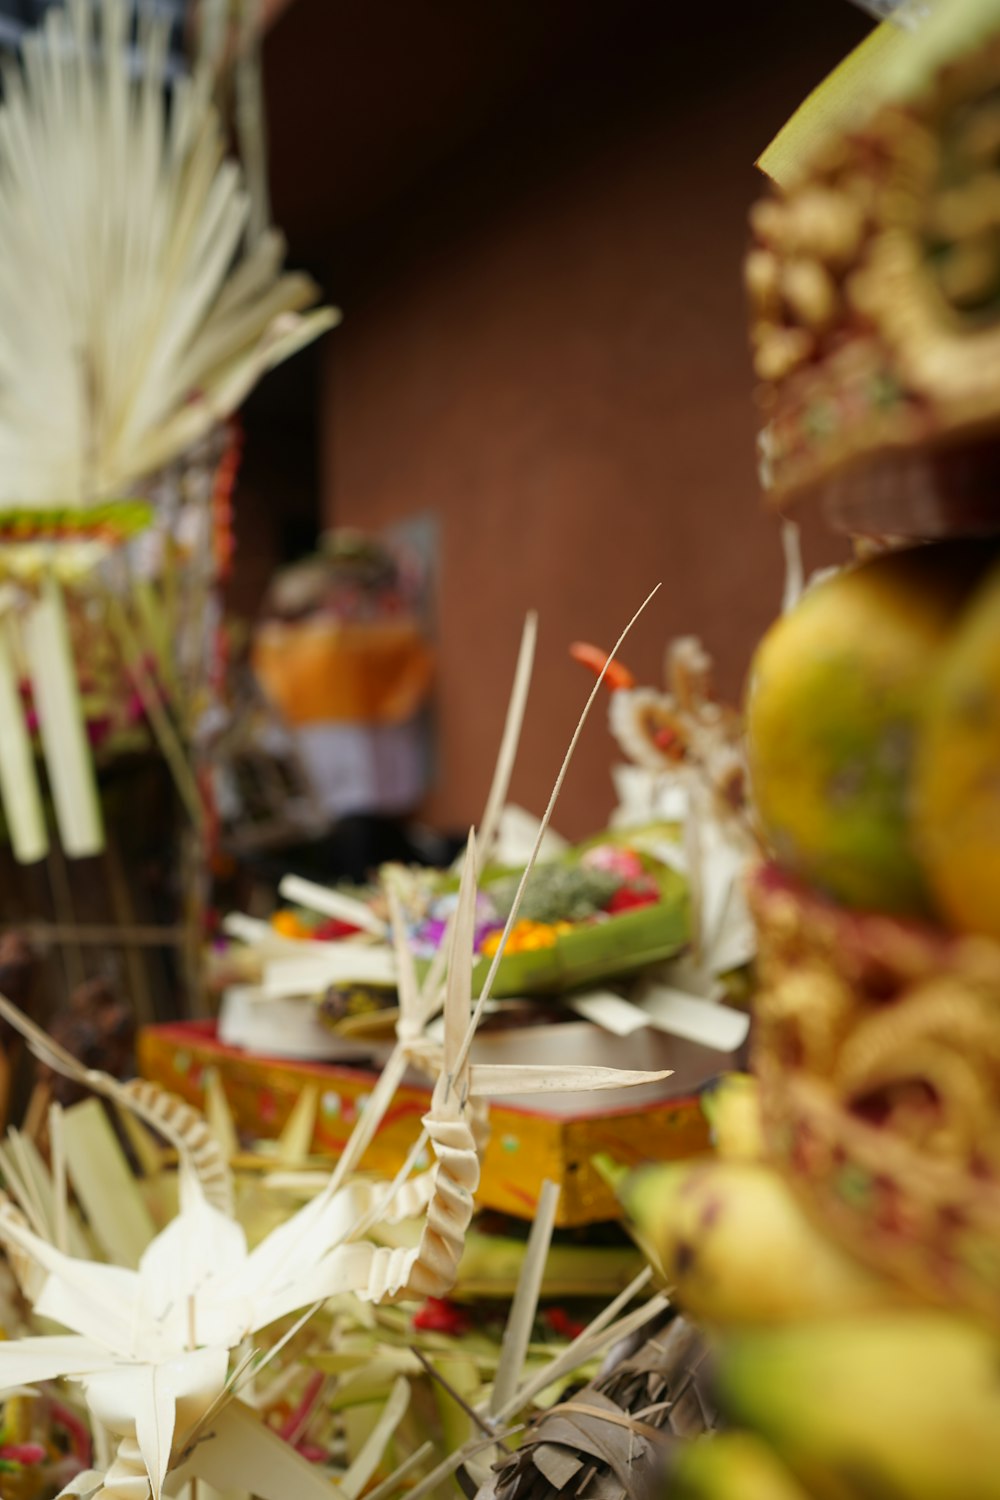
[478,612,537,865]
[339,1375,411,1500]
[468,1064,672,1097]
[490,1179,560,1418]
[275,1083,318,1166]
[22,575,103,857]
[443,831,477,1082]
[0,612,47,862]
[757,20,907,185]
[279,874,387,938]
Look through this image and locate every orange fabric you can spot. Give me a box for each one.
[252,617,434,726]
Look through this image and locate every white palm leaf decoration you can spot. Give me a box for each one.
[0,0,337,508]
[0,596,672,1500]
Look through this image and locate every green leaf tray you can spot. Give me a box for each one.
[415,847,690,1000]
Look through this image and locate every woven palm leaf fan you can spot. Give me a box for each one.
[0,0,337,863]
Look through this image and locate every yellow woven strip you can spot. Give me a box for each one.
[757,21,909,186]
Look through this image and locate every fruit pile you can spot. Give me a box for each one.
[410,843,665,962]
[618,1077,1000,1500]
[742,542,1000,1328]
[265,837,670,966]
[610,5,1000,1496]
[747,540,1000,934]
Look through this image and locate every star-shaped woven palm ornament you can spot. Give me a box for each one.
[0,596,670,1500]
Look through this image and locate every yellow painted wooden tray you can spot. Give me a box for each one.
[139,1019,723,1225]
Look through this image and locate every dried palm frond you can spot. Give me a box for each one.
[0,0,336,509]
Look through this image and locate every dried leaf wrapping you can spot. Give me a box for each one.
[482,1315,715,1500]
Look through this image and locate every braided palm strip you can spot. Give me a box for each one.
[121,1080,233,1216]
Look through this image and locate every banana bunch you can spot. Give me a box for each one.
[675,1311,1000,1500]
[619,1075,911,1327]
[699,1072,765,1162]
[664,1313,1000,1498]
[619,1077,1000,1497]
[669,1432,813,1500]
[621,1156,911,1327]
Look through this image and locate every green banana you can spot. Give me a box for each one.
[669,1432,816,1500]
[715,1312,1000,1500]
[619,1159,911,1326]
[700,1073,765,1161]
[454,1228,644,1301]
[373,1216,645,1302]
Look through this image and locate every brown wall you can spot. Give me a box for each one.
[314,8,860,838]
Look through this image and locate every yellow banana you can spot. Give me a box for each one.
[701,1073,765,1161]
[669,1432,816,1500]
[715,1312,1000,1500]
[619,1158,912,1326]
